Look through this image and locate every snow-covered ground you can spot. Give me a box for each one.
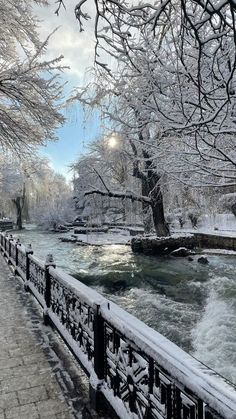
[174,213,236,235]
[203,248,236,255]
[175,227,236,238]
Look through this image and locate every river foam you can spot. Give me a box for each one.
[98,285,201,352]
[192,275,236,384]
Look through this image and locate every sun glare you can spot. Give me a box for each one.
[108,135,118,148]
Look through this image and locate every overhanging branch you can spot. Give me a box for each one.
[84,188,151,204]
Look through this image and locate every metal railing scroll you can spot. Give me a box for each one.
[0,231,236,419]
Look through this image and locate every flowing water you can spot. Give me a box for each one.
[14,226,236,385]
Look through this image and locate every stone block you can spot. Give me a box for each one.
[0,391,19,411]
[36,399,70,417]
[23,353,46,365]
[5,402,39,419]
[18,385,48,405]
[0,357,23,370]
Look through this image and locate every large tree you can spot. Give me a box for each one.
[58,0,236,235]
[57,0,236,108]
[58,0,236,173]
[30,163,74,230]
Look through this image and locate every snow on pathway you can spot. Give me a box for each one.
[0,254,93,419]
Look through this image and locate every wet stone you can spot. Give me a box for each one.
[198,256,209,265]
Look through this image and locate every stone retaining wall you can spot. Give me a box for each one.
[131,232,236,254]
[194,232,236,250]
[131,235,197,254]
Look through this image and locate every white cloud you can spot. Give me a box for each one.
[34,1,96,84]
[38,150,73,182]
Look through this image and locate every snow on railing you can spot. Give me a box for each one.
[0,231,236,419]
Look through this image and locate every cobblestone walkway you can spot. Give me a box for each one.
[0,255,91,419]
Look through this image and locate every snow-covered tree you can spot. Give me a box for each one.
[56,0,236,235]
[0,155,74,230]
[0,0,66,154]
[29,162,74,229]
[72,137,142,226]
[65,0,236,235]
[59,0,236,106]
[0,155,36,228]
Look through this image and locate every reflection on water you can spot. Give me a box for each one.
[15,226,236,384]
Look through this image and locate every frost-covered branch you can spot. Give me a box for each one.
[0,0,67,154]
[84,188,151,203]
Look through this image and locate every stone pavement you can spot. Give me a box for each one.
[0,254,92,419]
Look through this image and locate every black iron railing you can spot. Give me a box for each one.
[0,231,236,419]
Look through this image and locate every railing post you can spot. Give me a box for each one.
[14,239,20,275]
[43,254,56,325]
[4,233,7,256]
[0,232,4,252]
[8,234,13,264]
[25,244,33,291]
[15,239,20,266]
[90,303,106,412]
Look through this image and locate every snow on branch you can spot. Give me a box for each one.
[84,188,152,204]
[0,0,67,155]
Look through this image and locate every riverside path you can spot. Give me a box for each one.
[0,254,93,419]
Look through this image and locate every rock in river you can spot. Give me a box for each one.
[197,256,209,265]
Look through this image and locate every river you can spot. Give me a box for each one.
[14,226,236,385]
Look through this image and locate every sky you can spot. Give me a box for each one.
[35,1,103,180]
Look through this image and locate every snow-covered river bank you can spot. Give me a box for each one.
[14,226,236,385]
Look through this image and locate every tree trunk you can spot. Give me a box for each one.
[23,195,30,221]
[15,197,23,229]
[151,192,170,236]
[142,171,170,237]
[12,197,23,229]
[141,182,153,233]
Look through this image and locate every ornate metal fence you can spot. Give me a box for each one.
[0,231,236,419]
